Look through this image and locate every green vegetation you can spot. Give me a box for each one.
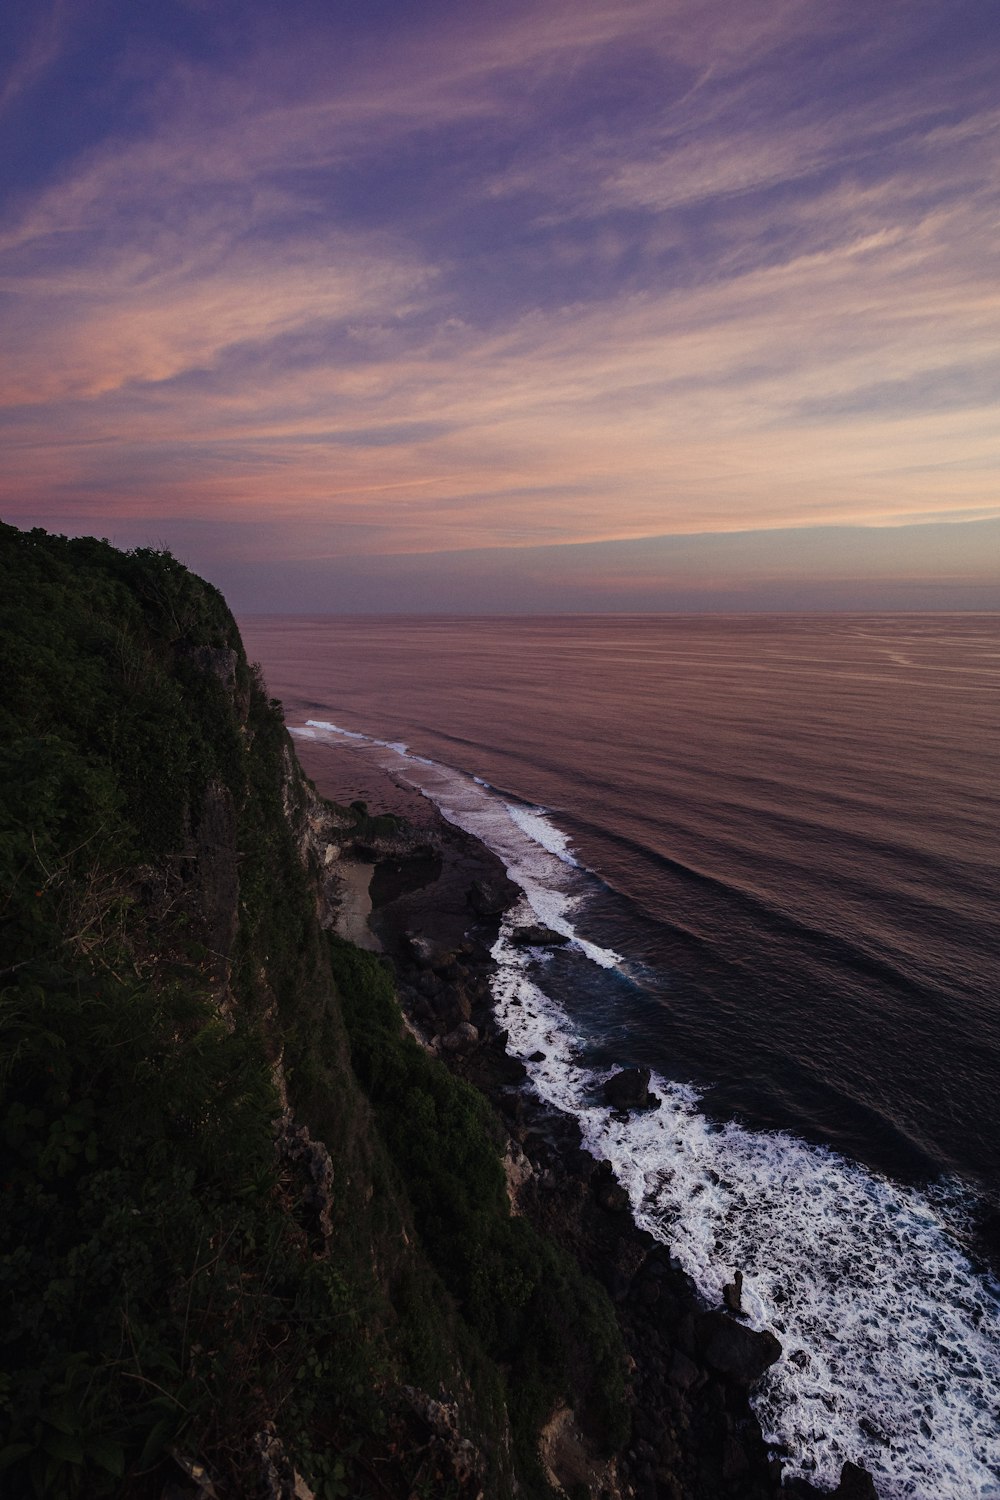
[0,523,626,1497]
[331,939,628,1471]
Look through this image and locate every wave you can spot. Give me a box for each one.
[293,716,1000,1499]
[505,801,580,868]
[490,919,1000,1499]
[294,718,619,965]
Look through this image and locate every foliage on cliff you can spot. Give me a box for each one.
[0,523,626,1499]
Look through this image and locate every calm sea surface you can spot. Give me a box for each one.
[241,613,1000,1499]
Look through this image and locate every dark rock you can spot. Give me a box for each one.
[407,933,448,968]
[441,1022,479,1053]
[510,923,571,947]
[593,1177,630,1213]
[398,1387,484,1490]
[723,1268,744,1313]
[602,1067,660,1112]
[528,1049,547,1062]
[695,1310,782,1386]
[666,1350,702,1392]
[720,1433,751,1481]
[467,875,517,917]
[675,1310,696,1356]
[833,1461,879,1499]
[347,840,380,862]
[369,850,442,908]
[450,984,474,1022]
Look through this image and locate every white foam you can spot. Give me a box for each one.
[296,713,1000,1498]
[505,802,580,867]
[489,913,1000,1500]
[295,717,621,966]
[304,718,368,740]
[589,1104,1000,1497]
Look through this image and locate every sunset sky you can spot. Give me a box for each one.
[3,0,999,611]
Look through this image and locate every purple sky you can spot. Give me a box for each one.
[3,0,999,610]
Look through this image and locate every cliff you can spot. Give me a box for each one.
[0,523,629,1499]
[0,524,872,1500]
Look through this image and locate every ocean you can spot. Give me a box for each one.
[240,613,1000,1499]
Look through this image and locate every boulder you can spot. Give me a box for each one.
[406,933,449,969]
[695,1310,782,1386]
[441,1022,479,1054]
[510,923,571,947]
[591,1159,630,1212]
[723,1268,744,1313]
[467,876,515,917]
[833,1462,879,1499]
[602,1066,660,1112]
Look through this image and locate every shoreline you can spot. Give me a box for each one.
[296,731,876,1500]
[332,858,380,950]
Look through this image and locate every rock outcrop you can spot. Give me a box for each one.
[603,1066,662,1112]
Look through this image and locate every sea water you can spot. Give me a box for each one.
[241,613,1000,1497]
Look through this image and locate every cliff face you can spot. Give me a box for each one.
[1,524,874,1500]
[0,524,627,1499]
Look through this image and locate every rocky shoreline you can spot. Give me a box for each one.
[319,790,877,1500]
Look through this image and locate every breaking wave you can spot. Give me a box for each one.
[293,717,1000,1499]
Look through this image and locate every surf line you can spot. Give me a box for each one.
[295,719,620,966]
[294,717,1000,1500]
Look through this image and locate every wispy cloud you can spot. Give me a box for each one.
[2,0,999,601]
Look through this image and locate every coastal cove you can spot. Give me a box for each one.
[243,611,1000,1500]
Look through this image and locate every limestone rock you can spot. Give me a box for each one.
[503,1138,534,1211]
[275,1115,335,1250]
[538,1402,623,1500]
[399,1387,484,1492]
[407,932,450,968]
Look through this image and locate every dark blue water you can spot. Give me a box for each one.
[241,613,1000,1498]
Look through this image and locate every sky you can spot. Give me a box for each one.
[2,0,1000,612]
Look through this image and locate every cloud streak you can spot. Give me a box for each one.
[2,0,999,603]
